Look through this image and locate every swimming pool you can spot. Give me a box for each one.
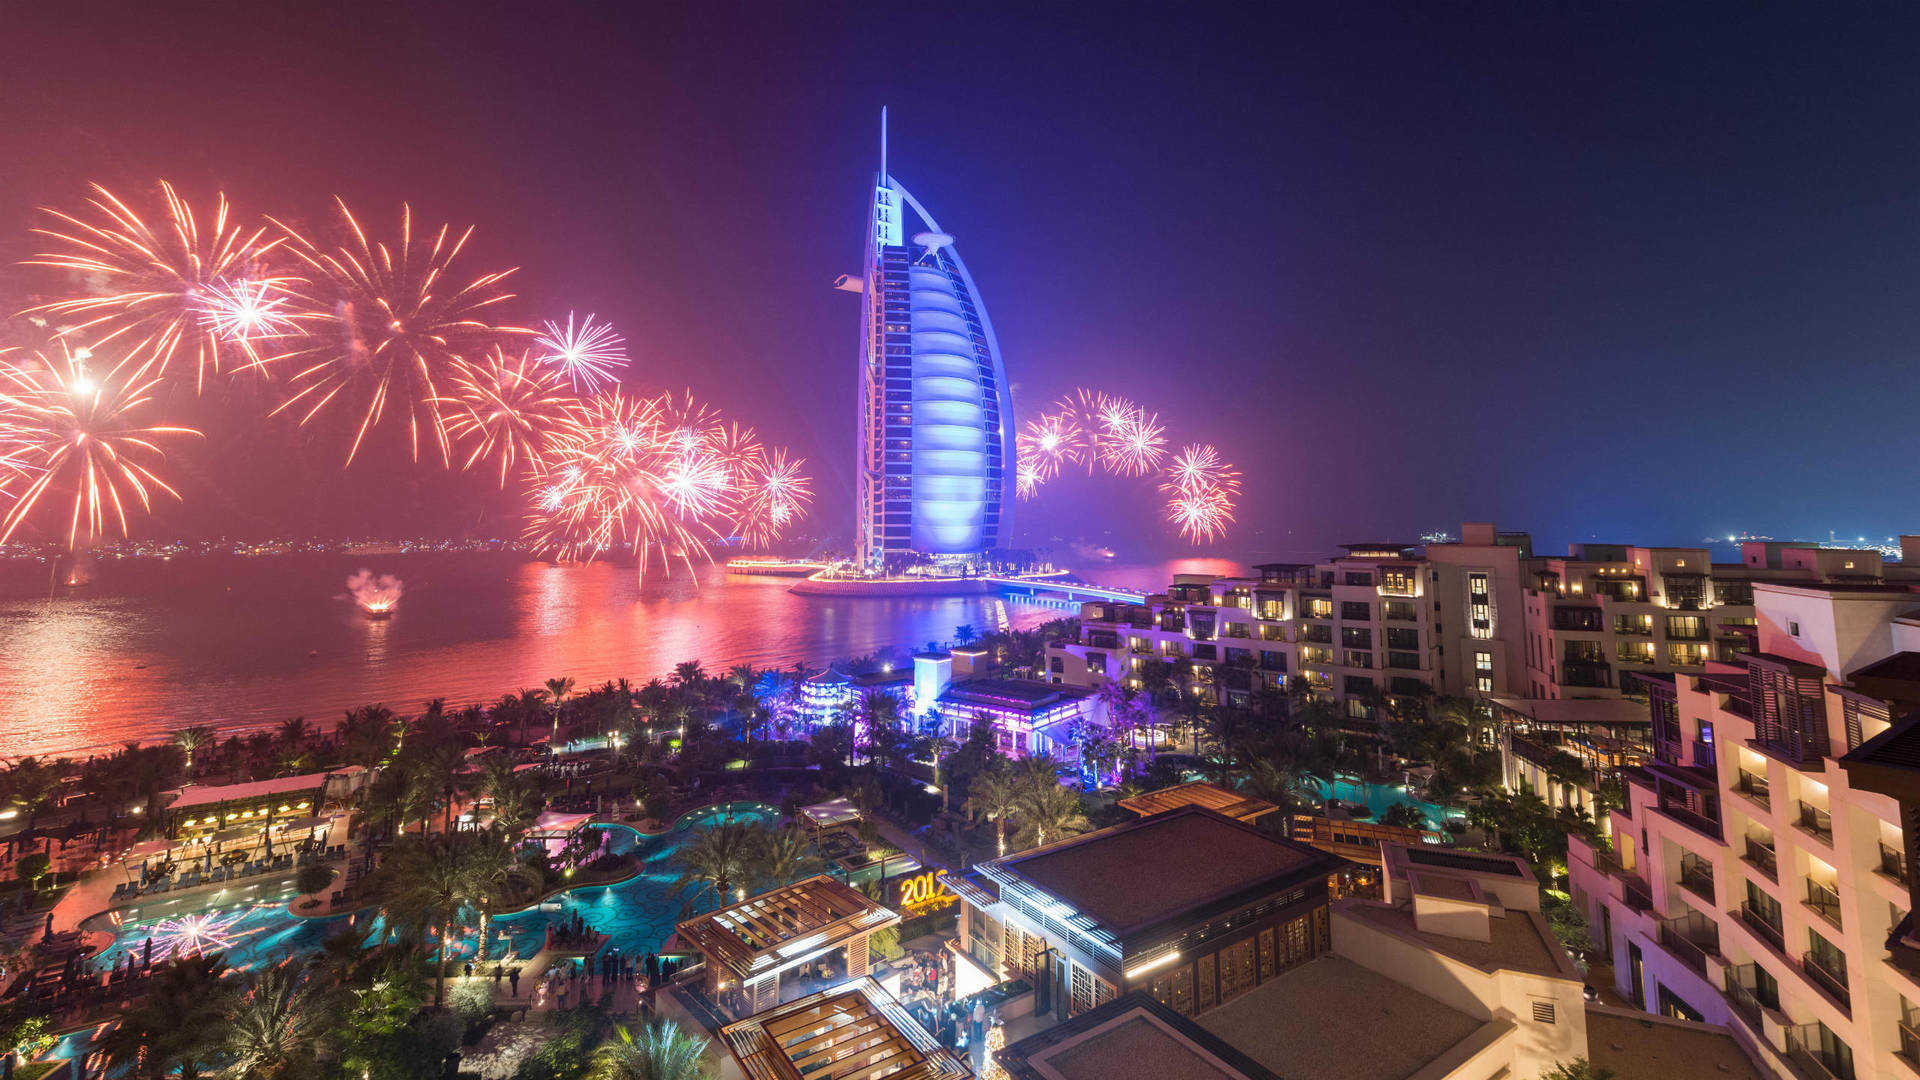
[1305,778,1462,832]
[85,801,781,973]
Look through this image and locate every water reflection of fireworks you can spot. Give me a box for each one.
[142,910,254,961]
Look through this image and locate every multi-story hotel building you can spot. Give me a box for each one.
[1044,523,1533,720]
[1521,541,1916,700]
[1567,577,1920,1080]
[849,112,1013,566]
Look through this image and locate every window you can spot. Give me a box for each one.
[1341,627,1373,649]
[1475,650,1493,671]
[1381,567,1417,595]
[1666,615,1705,641]
[1477,676,1493,692]
[1341,601,1371,621]
[1344,572,1373,586]
[1789,620,1801,637]
[1085,651,1107,674]
[1344,650,1373,669]
[1048,657,1063,674]
[1386,627,1420,650]
[1470,603,1492,639]
[1387,651,1421,670]
[1306,598,1333,619]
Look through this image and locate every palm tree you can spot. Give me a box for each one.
[278,716,310,749]
[588,1019,713,1080]
[222,964,335,1079]
[172,726,214,775]
[954,624,978,645]
[966,763,1020,857]
[381,833,480,1005]
[465,827,543,963]
[1013,779,1089,850]
[546,676,576,742]
[670,821,761,910]
[671,660,706,692]
[97,953,236,1079]
[1,757,64,830]
[749,826,822,892]
[414,740,471,834]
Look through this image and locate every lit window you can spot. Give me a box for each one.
[1476,676,1493,692]
[1475,651,1493,671]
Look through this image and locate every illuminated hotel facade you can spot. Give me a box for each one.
[851,113,1014,566]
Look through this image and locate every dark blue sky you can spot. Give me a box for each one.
[3,3,1917,558]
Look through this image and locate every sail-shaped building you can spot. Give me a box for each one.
[850,112,1014,567]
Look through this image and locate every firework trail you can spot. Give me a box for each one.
[0,341,202,548]
[269,200,523,466]
[444,346,580,487]
[346,568,403,614]
[534,312,628,392]
[24,182,294,392]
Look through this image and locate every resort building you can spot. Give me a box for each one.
[718,976,970,1080]
[1565,578,1920,1080]
[674,873,900,1019]
[849,111,1013,567]
[1519,539,1920,700]
[161,768,359,839]
[1044,523,1533,721]
[948,805,1346,1020]
[999,838,1764,1080]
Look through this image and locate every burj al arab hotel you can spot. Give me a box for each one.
[843,111,1015,568]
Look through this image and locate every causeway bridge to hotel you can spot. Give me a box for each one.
[981,576,1146,604]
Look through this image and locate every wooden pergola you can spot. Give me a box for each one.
[1116,780,1277,824]
[721,976,970,1080]
[676,873,900,1016]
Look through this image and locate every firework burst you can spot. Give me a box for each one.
[0,342,202,548]
[269,200,522,466]
[25,182,292,391]
[444,347,580,486]
[534,312,628,392]
[736,450,815,548]
[1158,443,1240,543]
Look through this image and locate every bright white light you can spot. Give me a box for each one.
[69,377,96,397]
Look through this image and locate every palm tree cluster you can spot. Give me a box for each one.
[668,820,824,912]
[373,825,544,1004]
[965,753,1090,857]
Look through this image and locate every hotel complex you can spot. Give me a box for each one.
[850,113,1014,568]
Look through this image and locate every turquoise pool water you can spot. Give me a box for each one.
[85,801,779,974]
[1305,778,1462,832]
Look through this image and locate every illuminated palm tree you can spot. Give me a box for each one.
[97,952,236,1079]
[966,763,1019,857]
[588,1019,713,1080]
[465,827,543,963]
[545,675,576,742]
[1013,779,1088,850]
[670,821,761,910]
[171,726,214,775]
[749,826,822,892]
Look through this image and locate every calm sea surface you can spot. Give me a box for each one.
[0,552,1248,759]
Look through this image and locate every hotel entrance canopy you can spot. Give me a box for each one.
[720,975,969,1080]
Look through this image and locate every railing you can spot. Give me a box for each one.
[1658,913,1721,975]
[1679,859,1716,904]
[1801,951,1851,1012]
[1786,1024,1850,1080]
[1692,739,1718,771]
[1883,842,1910,885]
[1621,875,1654,913]
[1736,769,1771,810]
[1590,847,1626,878]
[1805,880,1842,929]
[1739,902,1785,953]
[1797,801,1833,844]
[1724,964,1768,1029]
[1902,1013,1920,1072]
[1744,836,1778,880]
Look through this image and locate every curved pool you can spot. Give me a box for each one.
[1305,778,1462,832]
[86,801,780,973]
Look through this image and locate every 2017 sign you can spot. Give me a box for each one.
[896,869,956,913]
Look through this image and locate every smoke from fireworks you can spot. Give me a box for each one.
[346,568,403,615]
[534,313,628,392]
[24,182,292,392]
[0,342,202,548]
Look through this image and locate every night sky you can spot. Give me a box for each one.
[4,3,1918,559]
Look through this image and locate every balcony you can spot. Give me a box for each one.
[1692,739,1718,772]
[1801,950,1851,1013]
[1621,875,1655,914]
[1563,661,1613,689]
[1786,1024,1852,1080]
[1658,912,1721,975]
[1804,879,1843,930]
[1735,769,1771,811]
[1589,847,1626,878]
[1901,1004,1920,1073]
[1739,902,1785,954]
[1678,858,1716,905]
[1744,836,1778,880]
[1883,842,1910,886]
[1797,801,1834,845]
[1724,963,1773,1031]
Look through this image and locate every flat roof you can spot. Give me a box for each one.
[1584,1007,1767,1080]
[1115,781,1277,823]
[1197,956,1487,1080]
[720,976,968,1080]
[994,807,1340,938]
[941,678,1094,710]
[675,874,899,982]
[1341,901,1572,979]
[166,771,334,810]
[1001,993,1276,1080]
